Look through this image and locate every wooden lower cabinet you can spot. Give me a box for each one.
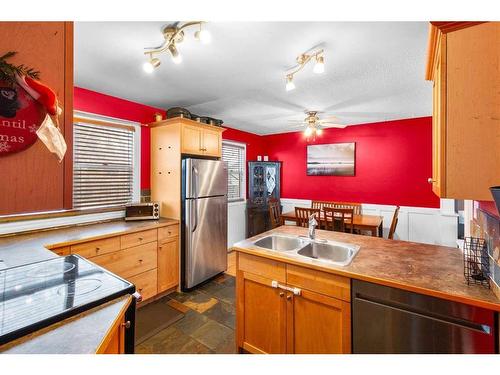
[96,296,132,354]
[237,271,287,354]
[287,288,351,354]
[157,236,179,293]
[236,252,351,354]
[128,268,158,302]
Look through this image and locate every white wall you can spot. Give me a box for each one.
[227,201,247,248]
[227,198,459,248]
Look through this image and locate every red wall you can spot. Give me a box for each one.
[262,117,440,208]
[74,87,165,189]
[74,87,264,190]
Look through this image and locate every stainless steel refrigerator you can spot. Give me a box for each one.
[182,158,228,290]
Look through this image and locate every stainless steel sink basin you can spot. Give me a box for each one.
[297,242,358,266]
[250,234,360,266]
[253,235,307,252]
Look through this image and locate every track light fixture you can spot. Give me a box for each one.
[143,21,210,72]
[284,49,325,91]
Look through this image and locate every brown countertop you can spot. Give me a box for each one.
[0,217,179,269]
[232,225,500,312]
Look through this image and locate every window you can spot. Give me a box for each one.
[222,141,246,202]
[73,112,140,210]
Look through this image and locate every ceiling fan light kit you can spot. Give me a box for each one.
[143,21,210,72]
[284,49,325,91]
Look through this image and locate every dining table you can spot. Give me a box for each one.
[280,210,384,237]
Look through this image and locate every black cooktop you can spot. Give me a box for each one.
[0,255,135,345]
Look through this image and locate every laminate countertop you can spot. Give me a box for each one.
[233,225,500,312]
[0,218,179,354]
[0,218,179,269]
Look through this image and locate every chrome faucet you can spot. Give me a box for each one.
[308,214,318,240]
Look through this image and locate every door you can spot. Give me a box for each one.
[181,124,203,155]
[157,237,179,292]
[202,128,222,157]
[286,289,351,354]
[237,271,287,354]
[184,158,227,198]
[185,195,227,288]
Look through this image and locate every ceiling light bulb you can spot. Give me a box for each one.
[304,126,313,137]
[313,55,325,74]
[143,61,154,73]
[195,29,212,44]
[142,57,160,73]
[168,44,182,64]
[285,75,295,91]
[316,128,323,135]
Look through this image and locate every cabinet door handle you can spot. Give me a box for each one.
[427,178,435,184]
[286,294,293,301]
[122,321,131,329]
[138,237,143,241]
[271,280,301,295]
[279,292,284,297]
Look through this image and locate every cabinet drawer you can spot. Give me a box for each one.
[71,237,120,259]
[286,265,350,302]
[238,253,286,283]
[158,225,179,243]
[52,246,70,256]
[128,269,158,302]
[92,241,158,279]
[120,229,157,249]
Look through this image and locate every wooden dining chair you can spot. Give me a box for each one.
[268,198,282,229]
[333,202,362,215]
[311,200,336,210]
[323,207,354,233]
[388,206,400,240]
[295,207,321,228]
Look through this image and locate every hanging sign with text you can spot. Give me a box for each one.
[0,82,44,155]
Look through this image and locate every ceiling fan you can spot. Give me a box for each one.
[288,110,348,137]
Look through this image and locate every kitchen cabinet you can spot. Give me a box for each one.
[157,236,179,293]
[426,22,500,200]
[236,252,351,354]
[150,117,225,220]
[152,117,224,157]
[96,296,132,354]
[65,224,179,303]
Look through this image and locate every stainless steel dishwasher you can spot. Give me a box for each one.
[352,279,497,353]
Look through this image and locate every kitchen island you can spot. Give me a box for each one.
[232,225,500,354]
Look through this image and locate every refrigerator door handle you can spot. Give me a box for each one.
[192,199,198,233]
[192,166,199,199]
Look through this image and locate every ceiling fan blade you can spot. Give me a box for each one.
[287,120,307,124]
[321,123,348,129]
[318,115,338,121]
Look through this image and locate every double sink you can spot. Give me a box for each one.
[251,234,360,266]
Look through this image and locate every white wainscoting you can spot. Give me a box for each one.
[228,200,247,248]
[280,198,459,247]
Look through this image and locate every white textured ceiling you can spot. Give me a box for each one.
[75,22,431,134]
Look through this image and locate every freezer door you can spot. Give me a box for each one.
[185,195,228,288]
[185,158,227,199]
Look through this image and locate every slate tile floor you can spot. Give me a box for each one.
[135,273,236,354]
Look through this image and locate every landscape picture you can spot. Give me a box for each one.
[307,143,355,176]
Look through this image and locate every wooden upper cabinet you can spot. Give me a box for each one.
[181,124,203,154]
[151,117,224,157]
[202,128,222,157]
[426,22,500,201]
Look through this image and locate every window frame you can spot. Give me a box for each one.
[72,110,141,210]
[222,140,247,204]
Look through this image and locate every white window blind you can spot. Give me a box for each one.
[222,141,246,202]
[73,121,135,209]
